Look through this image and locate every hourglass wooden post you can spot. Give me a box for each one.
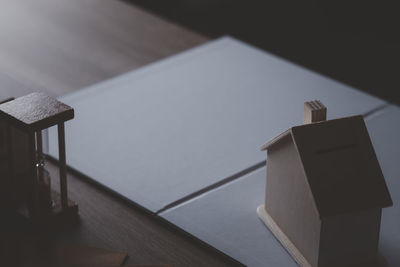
[0,92,78,222]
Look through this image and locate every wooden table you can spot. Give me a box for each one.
[0,0,242,266]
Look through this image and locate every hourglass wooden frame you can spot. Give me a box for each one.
[0,92,78,221]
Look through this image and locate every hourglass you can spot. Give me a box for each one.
[0,92,78,222]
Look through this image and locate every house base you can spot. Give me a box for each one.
[257,205,387,267]
[257,205,313,267]
[17,189,79,227]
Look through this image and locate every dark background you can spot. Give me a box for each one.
[127,0,400,105]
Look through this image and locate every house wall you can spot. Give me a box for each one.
[265,134,321,266]
[0,120,8,178]
[318,208,381,267]
[0,121,31,210]
[10,126,30,176]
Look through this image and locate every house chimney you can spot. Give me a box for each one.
[303,100,327,124]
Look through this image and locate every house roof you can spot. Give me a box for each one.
[0,93,74,132]
[261,115,393,218]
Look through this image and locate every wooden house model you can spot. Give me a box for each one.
[257,100,393,267]
[0,93,78,223]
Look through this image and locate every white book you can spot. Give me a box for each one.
[48,36,385,213]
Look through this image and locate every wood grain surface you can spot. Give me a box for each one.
[0,0,241,266]
[0,0,206,99]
